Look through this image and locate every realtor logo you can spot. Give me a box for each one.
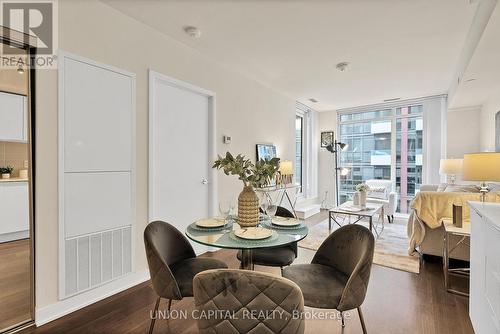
[2,1,53,54]
[1,0,57,68]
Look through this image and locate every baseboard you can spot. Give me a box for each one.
[0,230,29,243]
[35,270,150,327]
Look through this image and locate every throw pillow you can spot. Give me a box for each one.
[367,186,387,200]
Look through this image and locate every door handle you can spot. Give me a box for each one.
[201,178,208,185]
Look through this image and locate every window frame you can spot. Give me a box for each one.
[295,110,305,195]
[336,96,436,214]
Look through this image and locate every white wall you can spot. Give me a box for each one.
[36,0,295,311]
[447,106,481,157]
[317,111,337,207]
[480,94,500,151]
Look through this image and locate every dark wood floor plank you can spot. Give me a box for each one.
[18,249,473,334]
[0,239,31,331]
[18,211,474,334]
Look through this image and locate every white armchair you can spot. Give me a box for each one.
[365,179,398,223]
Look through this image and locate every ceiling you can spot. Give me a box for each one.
[103,0,477,111]
[450,3,500,109]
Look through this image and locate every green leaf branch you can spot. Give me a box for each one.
[212,152,280,188]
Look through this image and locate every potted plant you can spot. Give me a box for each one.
[213,152,280,227]
[0,166,14,179]
[354,183,370,208]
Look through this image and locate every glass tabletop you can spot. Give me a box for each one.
[185,216,308,250]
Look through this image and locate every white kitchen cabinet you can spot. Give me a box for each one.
[0,91,28,142]
[470,202,500,334]
[0,181,29,242]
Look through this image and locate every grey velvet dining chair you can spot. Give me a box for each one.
[193,269,305,334]
[236,206,298,271]
[282,224,375,334]
[144,221,228,334]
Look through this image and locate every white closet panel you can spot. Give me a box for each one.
[63,57,133,172]
[64,172,131,238]
[59,51,136,299]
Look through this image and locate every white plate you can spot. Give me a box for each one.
[272,217,301,227]
[195,218,226,228]
[234,227,273,240]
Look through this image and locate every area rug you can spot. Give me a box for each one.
[299,217,420,274]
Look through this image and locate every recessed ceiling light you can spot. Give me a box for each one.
[383,97,401,102]
[336,62,349,72]
[309,98,318,103]
[184,26,201,38]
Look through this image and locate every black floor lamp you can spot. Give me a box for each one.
[326,140,348,206]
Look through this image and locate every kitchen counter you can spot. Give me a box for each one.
[0,177,29,183]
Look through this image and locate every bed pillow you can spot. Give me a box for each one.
[488,183,500,192]
[437,183,448,192]
[444,185,480,193]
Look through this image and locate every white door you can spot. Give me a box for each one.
[149,71,215,248]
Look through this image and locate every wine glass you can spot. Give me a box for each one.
[259,194,269,216]
[219,200,234,222]
[265,195,278,217]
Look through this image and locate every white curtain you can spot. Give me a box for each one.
[422,96,448,184]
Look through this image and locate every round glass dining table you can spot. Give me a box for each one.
[185,216,308,270]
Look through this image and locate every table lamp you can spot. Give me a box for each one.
[278,160,293,185]
[463,152,500,202]
[439,158,463,184]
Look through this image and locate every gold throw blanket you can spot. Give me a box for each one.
[407,191,500,256]
[411,191,500,229]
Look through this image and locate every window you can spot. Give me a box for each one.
[338,104,424,213]
[295,114,303,192]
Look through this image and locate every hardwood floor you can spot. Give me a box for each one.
[0,239,31,331]
[19,212,474,334]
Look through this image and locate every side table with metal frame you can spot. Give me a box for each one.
[329,201,385,237]
[442,219,470,297]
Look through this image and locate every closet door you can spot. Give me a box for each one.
[58,52,135,299]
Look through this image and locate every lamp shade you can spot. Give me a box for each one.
[439,159,463,175]
[463,153,500,181]
[279,160,293,175]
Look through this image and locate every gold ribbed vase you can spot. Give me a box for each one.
[237,185,259,227]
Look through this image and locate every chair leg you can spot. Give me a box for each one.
[340,311,345,327]
[357,307,367,334]
[149,297,161,334]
